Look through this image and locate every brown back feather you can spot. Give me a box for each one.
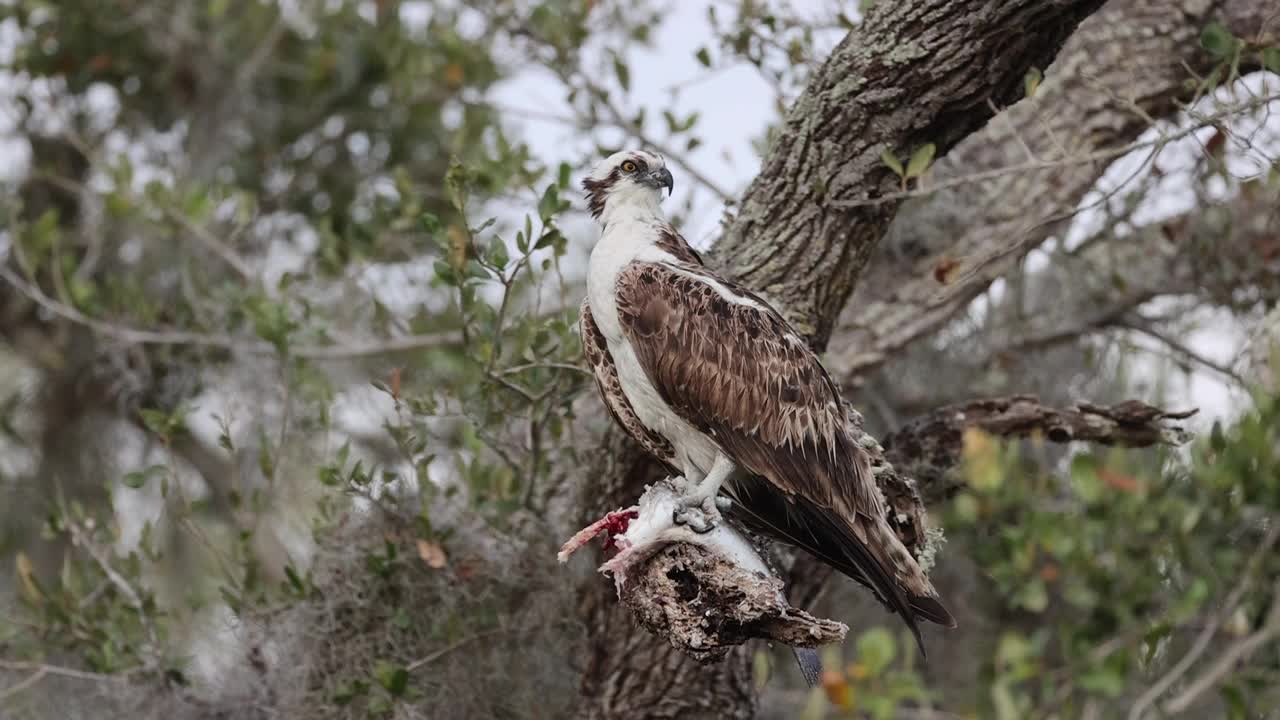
[612,259,955,650]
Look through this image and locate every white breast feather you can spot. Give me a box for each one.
[586,219,724,476]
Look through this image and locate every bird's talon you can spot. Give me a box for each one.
[673,505,716,534]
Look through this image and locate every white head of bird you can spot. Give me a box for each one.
[582,150,674,226]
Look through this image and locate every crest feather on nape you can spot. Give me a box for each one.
[582,171,618,219]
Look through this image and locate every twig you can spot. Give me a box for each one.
[0,264,461,358]
[1120,318,1250,387]
[1128,525,1280,720]
[0,665,46,702]
[500,361,590,377]
[0,659,134,702]
[406,628,506,671]
[66,519,160,655]
[581,80,734,202]
[988,97,1040,163]
[830,91,1280,209]
[1162,579,1280,714]
[163,208,256,283]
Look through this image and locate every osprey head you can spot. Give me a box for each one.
[582,150,674,220]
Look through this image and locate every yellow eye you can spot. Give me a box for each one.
[621,160,637,172]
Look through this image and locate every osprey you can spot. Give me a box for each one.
[578,150,956,653]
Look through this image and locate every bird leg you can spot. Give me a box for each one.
[672,454,735,533]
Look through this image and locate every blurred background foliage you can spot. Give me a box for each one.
[0,0,1278,718]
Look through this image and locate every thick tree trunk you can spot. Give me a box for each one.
[826,0,1276,382]
[713,0,1109,350]
[572,1,1109,716]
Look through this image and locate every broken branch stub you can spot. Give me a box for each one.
[618,543,846,663]
[560,482,847,662]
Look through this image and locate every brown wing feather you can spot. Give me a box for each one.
[579,300,678,468]
[613,261,954,650]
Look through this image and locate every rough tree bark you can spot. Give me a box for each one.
[840,179,1280,421]
[712,1,1110,351]
[826,0,1277,383]
[573,1,1110,717]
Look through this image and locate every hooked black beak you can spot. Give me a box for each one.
[651,167,674,196]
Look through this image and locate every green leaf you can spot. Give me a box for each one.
[1210,420,1227,451]
[995,632,1031,667]
[991,681,1019,720]
[752,649,771,690]
[612,54,631,92]
[122,464,166,489]
[695,47,711,67]
[880,148,904,178]
[1263,47,1280,74]
[219,586,243,615]
[905,143,936,180]
[420,212,442,235]
[534,228,563,251]
[662,110,678,133]
[538,184,561,222]
[391,608,412,629]
[487,236,509,270]
[856,627,896,673]
[1015,578,1049,613]
[284,564,306,594]
[331,679,368,705]
[373,661,409,696]
[367,695,391,715]
[1200,22,1236,57]
[432,261,456,287]
[1023,67,1042,98]
[444,157,468,211]
[1079,664,1125,697]
[1070,454,1103,504]
[246,297,298,354]
[139,407,190,439]
[953,492,980,523]
[557,162,572,189]
[1221,684,1249,720]
[672,112,699,132]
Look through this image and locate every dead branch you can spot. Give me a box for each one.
[563,483,847,663]
[882,396,1197,503]
[616,543,847,663]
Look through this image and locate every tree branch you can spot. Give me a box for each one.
[1161,578,1280,715]
[1127,525,1280,720]
[709,0,1108,349]
[0,659,133,703]
[827,0,1277,382]
[0,263,462,360]
[881,396,1197,503]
